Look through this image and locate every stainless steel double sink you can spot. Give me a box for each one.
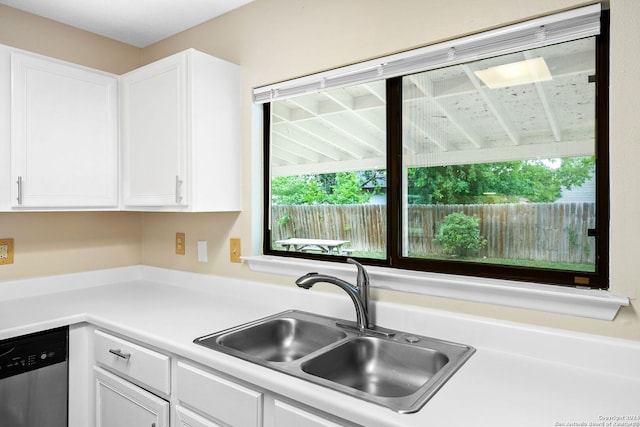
[194,310,475,413]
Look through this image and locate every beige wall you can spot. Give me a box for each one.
[2,0,639,341]
[0,212,142,281]
[141,0,640,341]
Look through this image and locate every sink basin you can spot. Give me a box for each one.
[194,310,475,413]
[194,311,347,362]
[209,317,346,362]
[301,337,449,398]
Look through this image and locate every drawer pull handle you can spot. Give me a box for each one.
[108,348,131,360]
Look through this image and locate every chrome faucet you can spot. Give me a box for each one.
[295,259,373,331]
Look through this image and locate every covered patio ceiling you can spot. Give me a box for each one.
[270,37,596,177]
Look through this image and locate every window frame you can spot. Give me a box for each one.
[262,9,610,290]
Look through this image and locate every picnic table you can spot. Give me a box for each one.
[275,238,350,255]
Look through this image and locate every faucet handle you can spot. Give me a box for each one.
[347,258,369,289]
[347,258,372,328]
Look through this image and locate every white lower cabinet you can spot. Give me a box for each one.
[176,361,263,427]
[273,400,346,427]
[94,367,169,427]
[175,360,356,427]
[86,330,354,427]
[93,329,171,396]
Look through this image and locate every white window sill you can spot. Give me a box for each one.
[243,255,629,321]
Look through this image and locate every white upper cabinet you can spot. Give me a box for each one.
[120,49,241,211]
[9,50,118,209]
[0,45,11,211]
[0,46,241,212]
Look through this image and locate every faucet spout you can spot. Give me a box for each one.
[295,269,370,331]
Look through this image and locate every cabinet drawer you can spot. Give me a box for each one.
[274,400,345,427]
[94,330,170,395]
[175,405,223,427]
[177,361,262,427]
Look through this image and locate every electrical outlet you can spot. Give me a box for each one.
[176,233,185,255]
[230,238,241,263]
[0,238,14,265]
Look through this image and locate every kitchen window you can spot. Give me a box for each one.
[257,5,609,289]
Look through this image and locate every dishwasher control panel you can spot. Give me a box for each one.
[0,327,68,380]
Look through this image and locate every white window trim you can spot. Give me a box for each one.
[243,255,628,321]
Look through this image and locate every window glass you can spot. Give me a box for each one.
[401,38,597,272]
[268,81,387,259]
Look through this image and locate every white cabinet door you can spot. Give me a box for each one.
[175,405,223,427]
[95,367,169,427]
[120,49,241,211]
[274,400,346,427]
[0,45,11,210]
[120,52,187,208]
[10,51,118,208]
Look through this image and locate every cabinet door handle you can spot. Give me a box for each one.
[108,348,131,360]
[175,175,183,204]
[16,176,23,205]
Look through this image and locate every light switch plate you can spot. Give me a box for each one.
[0,238,14,265]
[230,238,241,263]
[176,232,185,255]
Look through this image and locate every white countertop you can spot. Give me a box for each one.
[1,266,639,427]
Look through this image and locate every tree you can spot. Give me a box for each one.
[271,171,378,205]
[326,173,370,204]
[407,157,595,204]
[271,175,326,205]
[271,157,595,206]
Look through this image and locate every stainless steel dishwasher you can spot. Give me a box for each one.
[0,327,68,427]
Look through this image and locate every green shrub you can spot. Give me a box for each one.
[436,212,487,257]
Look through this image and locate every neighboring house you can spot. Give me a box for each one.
[557,176,596,203]
[362,172,387,205]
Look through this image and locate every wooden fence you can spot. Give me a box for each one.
[271,202,595,264]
